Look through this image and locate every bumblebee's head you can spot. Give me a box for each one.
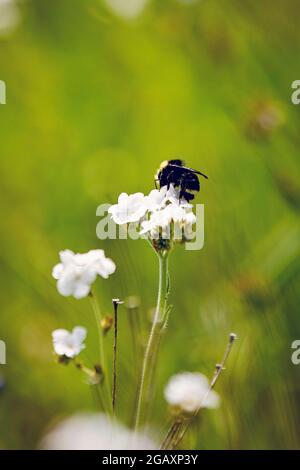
[168,159,184,167]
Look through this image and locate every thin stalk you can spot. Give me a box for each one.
[127,304,142,373]
[134,253,169,432]
[172,333,237,449]
[89,292,112,414]
[112,299,121,413]
[93,383,106,412]
[169,420,184,450]
[74,360,106,411]
[128,309,137,366]
[74,359,97,380]
[160,418,182,450]
[143,324,164,424]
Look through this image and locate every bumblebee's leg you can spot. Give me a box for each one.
[178,176,186,199]
[166,170,175,189]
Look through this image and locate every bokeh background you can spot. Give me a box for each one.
[1,0,300,450]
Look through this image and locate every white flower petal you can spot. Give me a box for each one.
[79,268,97,285]
[109,192,148,224]
[57,276,74,297]
[59,249,75,265]
[118,192,129,204]
[72,327,87,344]
[52,263,63,280]
[203,390,220,409]
[95,257,116,278]
[73,283,91,299]
[52,329,69,342]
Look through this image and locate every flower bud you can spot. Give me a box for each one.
[56,354,72,365]
[92,364,104,385]
[101,315,113,335]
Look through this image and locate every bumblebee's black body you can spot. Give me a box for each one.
[155,159,208,201]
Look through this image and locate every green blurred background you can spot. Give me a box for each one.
[1,0,300,449]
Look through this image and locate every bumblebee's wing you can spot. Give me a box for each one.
[192,169,208,179]
[169,163,208,179]
[182,171,200,191]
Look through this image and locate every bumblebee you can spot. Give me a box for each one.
[155,159,208,201]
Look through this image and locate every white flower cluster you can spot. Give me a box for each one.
[164,372,220,414]
[108,185,196,243]
[52,249,116,299]
[52,326,87,359]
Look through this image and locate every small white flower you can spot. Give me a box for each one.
[140,203,196,239]
[164,372,220,413]
[40,413,156,450]
[164,184,181,204]
[52,249,116,299]
[140,207,171,237]
[145,185,190,210]
[163,184,192,208]
[108,192,148,224]
[166,204,187,223]
[52,327,87,358]
[144,187,168,212]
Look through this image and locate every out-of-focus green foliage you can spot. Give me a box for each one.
[0,0,300,449]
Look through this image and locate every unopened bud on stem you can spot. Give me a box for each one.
[101,315,113,335]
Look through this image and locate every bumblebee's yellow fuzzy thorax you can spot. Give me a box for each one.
[160,160,169,170]
[154,160,168,182]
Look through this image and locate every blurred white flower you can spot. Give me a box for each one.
[104,0,149,20]
[108,192,147,224]
[52,249,116,299]
[0,0,21,36]
[40,413,156,450]
[164,372,220,413]
[176,0,199,5]
[52,327,87,358]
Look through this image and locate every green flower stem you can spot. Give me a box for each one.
[134,252,169,432]
[89,292,113,414]
[74,359,106,411]
[112,299,120,414]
